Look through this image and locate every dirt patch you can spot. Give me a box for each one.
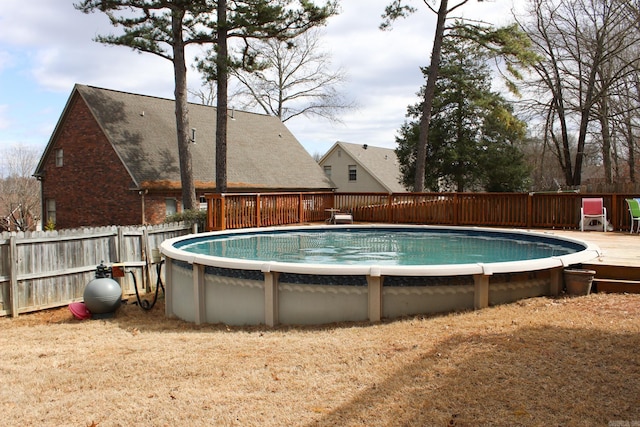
[1,293,639,426]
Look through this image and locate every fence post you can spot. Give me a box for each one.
[142,227,152,292]
[527,193,533,229]
[387,194,393,223]
[206,195,214,231]
[611,194,618,230]
[298,193,304,224]
[9,234,18,318]
[256,194,261,228]
[220,195,226,230]
[117,226,124,263]
[453,193,459,226]
[206,194,226,231]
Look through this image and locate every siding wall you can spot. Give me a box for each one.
[320,148,388,193]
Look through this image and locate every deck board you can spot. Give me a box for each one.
[539,229,640,267]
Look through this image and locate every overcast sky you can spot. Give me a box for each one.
[0,0,519,159]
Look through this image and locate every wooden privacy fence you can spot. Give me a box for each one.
[206,191,639,231]
[0,222,192,318]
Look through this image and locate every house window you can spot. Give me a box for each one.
[348,165,357,181]
[166,198,177,216]
[323,165,331,178]
[55,149,63,167]
[46,199,56,224]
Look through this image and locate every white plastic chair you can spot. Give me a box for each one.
[580,198,607,232]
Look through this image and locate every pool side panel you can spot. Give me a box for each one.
[171,261,196,323]
[278,283,368,325]
[488,271,553,305]
[203,274,264,325]
[383,284,475,318]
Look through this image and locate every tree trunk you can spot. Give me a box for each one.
[625,114,636,183]
[172,9,197,210]
[552,95,573,186]
[541,45,573,186]
[414,0,448,192]
[572,61,601,186]
[599,97,613,184]
[215,0,228,193]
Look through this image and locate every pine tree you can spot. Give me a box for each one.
[383,0,536,192]
[395,33,529,192]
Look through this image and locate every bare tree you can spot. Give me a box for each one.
[230,28,355,122]
[189,80,218,107]
[0,145,41,231]
[518,0,640,186]
[608,58,640,184]
[382,0,463,192]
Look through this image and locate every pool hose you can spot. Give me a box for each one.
[129,260,165,311]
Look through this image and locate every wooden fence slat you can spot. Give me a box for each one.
[9,235,18,318]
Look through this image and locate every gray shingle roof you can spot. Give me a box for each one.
[73,84,334,191]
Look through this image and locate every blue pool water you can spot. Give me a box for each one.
[176,228,583,266]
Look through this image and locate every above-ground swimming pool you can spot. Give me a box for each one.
[160,225,601,326]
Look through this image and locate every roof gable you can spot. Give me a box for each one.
[321,141,405,193]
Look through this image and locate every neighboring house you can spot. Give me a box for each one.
[34,84,334,229]
[319,141,405,193]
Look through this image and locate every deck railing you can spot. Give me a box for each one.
[205,192,636,232]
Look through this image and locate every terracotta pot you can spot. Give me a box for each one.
[563,269,596,296]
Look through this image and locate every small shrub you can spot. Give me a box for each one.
[44,218,56,231]
[165,209,206,231]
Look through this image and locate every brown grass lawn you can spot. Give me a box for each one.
[1,293,639,427]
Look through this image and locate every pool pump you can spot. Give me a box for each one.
[83,261,122,316]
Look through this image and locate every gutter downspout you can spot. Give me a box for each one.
[139,189,148,225]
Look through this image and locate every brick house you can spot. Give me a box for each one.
[34,84,334,229]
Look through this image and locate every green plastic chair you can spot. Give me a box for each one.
[626,199,640,233]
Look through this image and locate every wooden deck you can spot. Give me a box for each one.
[528,229,640,293]
[540,229,640,267]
